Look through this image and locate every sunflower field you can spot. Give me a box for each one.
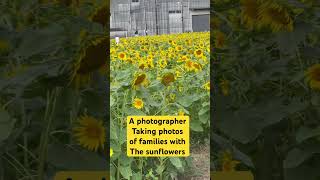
[212,0,320,179]
[0,0,109,179]
[110,32,210,179]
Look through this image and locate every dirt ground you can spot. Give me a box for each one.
[180,143,210,180]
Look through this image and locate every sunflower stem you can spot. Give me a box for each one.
[37,89,59,180]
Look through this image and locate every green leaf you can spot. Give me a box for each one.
[156,164,165,175]
[198,107,209,124]
[216,97,306,143]
[0,109,15,143]
[47,144,107,170]
[284,148,313,169]
[132,172,143,180]
[110,120,118,141]
[169,157,183,169]
[177,94,201,107]
[190,120,203,132]
[14,23,65,59]
[284,144,320,169]
[296,126,320,143]
[119,166,133,179]
[110,95,115,107]
[275,21,312,54]
[211,133,254,168]
[125,107,146,116]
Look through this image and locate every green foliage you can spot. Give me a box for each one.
[0,0,108,179]
[212,0,320,179]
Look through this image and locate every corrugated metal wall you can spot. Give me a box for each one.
[110,0,210,37]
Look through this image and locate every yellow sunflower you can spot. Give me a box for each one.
[0,39,9,53]
[305,64,320,91]
[213,30,226,49]
[194,49,204,58]
[73,115,106,152]
[138,61,147,70]
[211,17,221,29]
[240,0,261,29]
[193,62,202,72]
[220,79,230,96]
[133,98,144,109]
[185,60,194,71]
[175,45,183,51]
[161,72,175,86]
[178,109,185,116]
[110,148,114,157]
[204,82,210,91]
[169,93,176,101]
[158,59,168,69]
[221,151,240,172]
[71,36,108,88]
[258,1,293,32]
[175,70,182,78]
[118,52,127,61]
[132,73,149,88]
[89,3,108,27]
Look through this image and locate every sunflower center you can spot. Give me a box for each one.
[136,101,142,106]
[139,64,145,69]
[161,73,175,85]
[314,70,320,81]
[196,50,202,55]
[134,74,146,85]
[85,126,101,138]
[77,38,107,74]
[243,1,259,19]
[267,8,291,25]
[193,63,201,69]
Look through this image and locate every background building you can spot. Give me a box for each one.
[110,0,210,37]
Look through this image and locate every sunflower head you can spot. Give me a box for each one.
[73,115,106,152]
[90,4,108,27]
[118,52,127,60]
[221,150,240,172]
[258,1,293,32]
[72,36,108,88]
[213,30,226,49]
[110,148,114,157]
[169,93,176,101]
[185,60,194,71]
[0,39,9,54]
[204,82,210,91]
[178,109,185,116]
[175,45,182,51]
[193,62,202,72]
[158,59,167,69]
[132,73,148,88]
[194,49,203,58]
[220,79,230,96]
[161,72,175,86]
[240,0,260,29]
[175,70,182,78]
[305,64,320,91]
[133,98,144,109]
[211,17,221,29]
